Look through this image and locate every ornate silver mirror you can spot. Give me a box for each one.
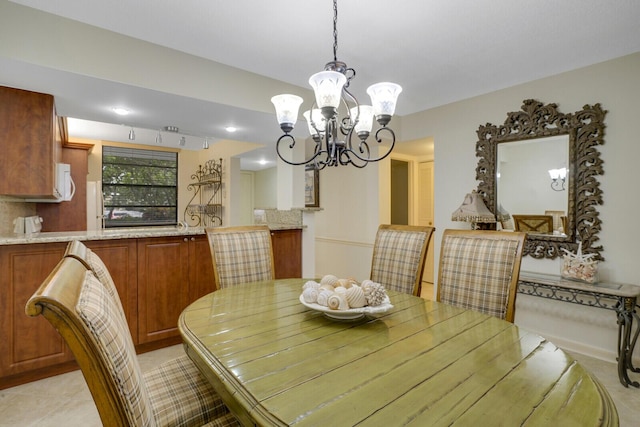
[475,99,606,260]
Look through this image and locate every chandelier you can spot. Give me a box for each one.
[271,0,402,169]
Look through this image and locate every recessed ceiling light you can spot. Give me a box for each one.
[258,159,268,165]
[225,126,237,133]
[112,107,130,116]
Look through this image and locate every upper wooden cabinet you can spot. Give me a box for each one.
[0,86,62,198]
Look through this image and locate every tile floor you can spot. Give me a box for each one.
[1,343,638,426]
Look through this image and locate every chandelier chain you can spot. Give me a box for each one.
[332,0,338,62]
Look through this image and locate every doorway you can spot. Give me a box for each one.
[391,159,409,225]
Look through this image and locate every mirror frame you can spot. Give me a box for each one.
[475,99,606,260]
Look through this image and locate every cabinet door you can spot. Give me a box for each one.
[85,239,138,343]
[0,86,60,197]
[188,235,216,300]
[137,237,190,344]
[271,229,302,279]
[0,243,73,380]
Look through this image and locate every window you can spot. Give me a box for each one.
[102,146,178,228]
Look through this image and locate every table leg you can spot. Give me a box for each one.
[616,297,639,387]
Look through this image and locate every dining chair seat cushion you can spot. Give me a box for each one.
[208,229,274,287]
[371,228,428,294]
[144,356,236,427]
[439,235,520,319]
[76,271,155,426]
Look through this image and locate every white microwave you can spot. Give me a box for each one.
[26,163,76,203]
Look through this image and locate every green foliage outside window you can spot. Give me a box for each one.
[102,146,178,227]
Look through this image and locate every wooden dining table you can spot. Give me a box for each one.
[178,278,618,426]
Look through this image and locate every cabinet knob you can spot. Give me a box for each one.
[184,238,188,242]
[191,237,195,241]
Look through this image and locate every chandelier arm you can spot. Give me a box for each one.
[339,148,368,168]
[348,127,397,163]
[340,87,359,136]
[276,134,325,166]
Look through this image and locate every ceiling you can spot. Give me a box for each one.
[3,0,640,170]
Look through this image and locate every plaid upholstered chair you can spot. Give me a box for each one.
[369,224,435,296]
[26,255,238,427]
[436,229,526,322]
[64,240,128,322]
[206,225,275,289]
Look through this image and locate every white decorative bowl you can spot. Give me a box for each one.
[299,294,393,320]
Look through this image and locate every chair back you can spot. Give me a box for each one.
[206,225,275,289]
[436,229,526,322]
[370,224,435,296]
[64,240,127,321]
[26,257,154,426]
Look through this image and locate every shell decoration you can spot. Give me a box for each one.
[301,277,388,311]
[302,287,319,304]
[327,293,349,310]
[320,274,339,288]
[317,289,333,306]
[302,281,320,291]
[345,285,366,308]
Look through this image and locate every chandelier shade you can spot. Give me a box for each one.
[270,0,402,169]
[350,105,374,136]
[308,71,347,109]
[303,109,327,136]
[271,94,304,133]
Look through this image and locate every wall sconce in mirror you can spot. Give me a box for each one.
[548,167,567,191]
[451,190,496,229]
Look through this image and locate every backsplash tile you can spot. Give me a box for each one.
[0,200,36,235]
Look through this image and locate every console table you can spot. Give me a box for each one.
[518,271,640,387]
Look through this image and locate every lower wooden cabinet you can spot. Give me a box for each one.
[0,234,215,389]
[0,242,73,387]
[271,229,302,279]
[137,235,214,345]
[85,239,138,342]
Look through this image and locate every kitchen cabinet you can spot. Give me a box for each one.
[137,235,214,345]
[271,229,302,279]
[0,234,214,389]
[0,242,73,389]
[0,86,62,198]
[85,239,138,342]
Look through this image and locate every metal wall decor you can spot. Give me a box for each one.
[475,99,606,260]
[184,158,223,227]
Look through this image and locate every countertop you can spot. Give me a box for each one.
[0,224,303,245]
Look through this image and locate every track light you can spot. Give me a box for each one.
[128,127,135,141]
[203,138,209,149]
[155,132,162,144]
[179,136,186,147]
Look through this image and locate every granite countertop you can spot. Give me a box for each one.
[0,224,303,245]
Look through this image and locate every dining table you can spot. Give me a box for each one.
[178,278,618,426]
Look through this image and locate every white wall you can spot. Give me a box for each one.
[253,167,277,209]
[398,52,640,362]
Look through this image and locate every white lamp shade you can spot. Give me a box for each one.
[271,94,303,126]
[366,82,402,116]
[308,71,346,109]
[303,109,326,135]
[350,105,374,133]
